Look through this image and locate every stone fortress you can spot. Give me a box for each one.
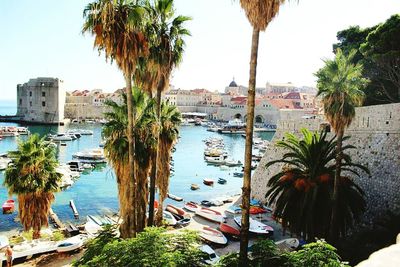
[251,103,400,225]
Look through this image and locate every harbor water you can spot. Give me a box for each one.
[0,101,274,233]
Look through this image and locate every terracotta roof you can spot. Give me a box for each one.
[269,99,303,109]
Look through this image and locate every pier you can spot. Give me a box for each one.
[69,199,79,219]
[49,208,64,229]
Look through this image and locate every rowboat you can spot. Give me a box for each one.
[166,204,189,218]
[195,207,224,223]
[219,222,240,237]
[234,216,273,234]
[183,201,199,212]
[2,199,15,214]
[275,238,300,252]
[249,206,267,214]
[190,184,200,190]
[200,245,220,265]
[233,172,243,178]
[217,178,227,184]
[225,205,241,214]
[203,178,214,186]
[201,200,212,207]
[167,193,183,202]
[199,227,228,245]
[163,211,177,226]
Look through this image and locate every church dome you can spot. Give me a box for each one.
[229,80,238,87]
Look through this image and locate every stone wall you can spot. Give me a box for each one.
[251,103,400,225]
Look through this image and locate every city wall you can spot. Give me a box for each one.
[251,103,400,225]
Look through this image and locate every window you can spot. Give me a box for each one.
[42,91,46,97]
[29,101,32,107]
[19,98,22,105]
[42,101,46,107]
[29,91,32,97]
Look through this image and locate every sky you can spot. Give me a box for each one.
[0,0,399,100]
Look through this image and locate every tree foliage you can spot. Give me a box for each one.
[265,129,369,241]
[333,14,400,105]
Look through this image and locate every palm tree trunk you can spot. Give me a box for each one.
[329,129,344,242]
[122,72,136,238]
[148,89,162,226]
[239,27,259,265]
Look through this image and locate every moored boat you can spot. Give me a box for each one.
[203,178,214,186]
[167,193,183,202]
[217,178,227,184]
[195,207,224,223]
[199,227,228,245]
[190,184,200,190]
[2,199,15,214]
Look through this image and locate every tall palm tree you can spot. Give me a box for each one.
[103,89,157,234]
[4,135,61,239]
[265,129,369,240]
[154,101,181,225]
[83,0,149,238]
[238,0,286,262]
[315,48,368,241]
[143,0,190,226]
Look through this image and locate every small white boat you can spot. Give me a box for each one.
[275,238,300,252]
[167,193,183,202]
[73,149,106,164]
[200,227,228,245]
[200,245,220,265]
[224,158,242,167]
[195,207,225,223]
[234,216,273,234]
[205,156,225,165]
[50,133,73,141]
[183,201,200,212]
[163,211,177,226]
[56,235,86,252]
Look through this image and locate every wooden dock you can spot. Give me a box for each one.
[49,208,64,229]
[69,199,79,219]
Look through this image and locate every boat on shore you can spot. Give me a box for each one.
[195,207,224,223]
[2,199,15,214]
[166,204,189,218]
[163,211,177,226]
[200,227,228,245]
[275,238,300,252]
[234,216,273,235]
[183,201,200,212]
[219,222,241,237]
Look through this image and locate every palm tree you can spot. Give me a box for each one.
[265,129,369,240]
[4,135,61,239]
[83,0,149,238]
[315,48,368,241]
[103,88,157,234]
[142,0,190,226]
[154,101,181,225]
[237,0,286,262]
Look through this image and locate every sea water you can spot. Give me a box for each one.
[0,104,274,232]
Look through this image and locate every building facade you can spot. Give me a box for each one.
[17,77,65,124]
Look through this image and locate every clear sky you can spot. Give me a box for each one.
[0,0,399,100]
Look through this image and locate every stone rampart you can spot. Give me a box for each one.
[251,103,400,225]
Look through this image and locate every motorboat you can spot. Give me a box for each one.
[224,159,242,167]
[203,178,214,186]
[79,129,94,135]
[199,227,228,245]
[0,158,11,171]
[218,119,246,134]
[234,216,273,234]
[66,160,85,172]
[275,238,300,252]
[16,127,29,135]
[2,199,15,214]
[163,211,177,226]
[190,184,200,190]
[183,201,199,212]
[205,156,226,165]
[219,222,241,237]
[49,133,73,141]
[72,149,106,164]
[217,178,227,184]
[195,207,224,223]
[167,193,183,202]
[233,172,244,178]
[200,245,220,265]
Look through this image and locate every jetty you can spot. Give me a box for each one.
[69,199,79,219]
[49,208,64,229]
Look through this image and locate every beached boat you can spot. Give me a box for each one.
[203,178,214,186]
[200,245,220,265]
[219,222,241,237]
[183,201,199,212]
[163,211,177,226]
[217,178,227,184]
[225,205,241,214]
[201,200,212,207]
[167,193,183,202]
[234,217,273,234]
[190,184,200,190]
[166,204,189,218]
[249,206,268,214]
[275,238,300,252]
[195,207,224,223]
[199,227,228,245]
[2,199,15,214]
[56,235,86,252]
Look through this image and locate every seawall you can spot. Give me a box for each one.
[251,103,400,225]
